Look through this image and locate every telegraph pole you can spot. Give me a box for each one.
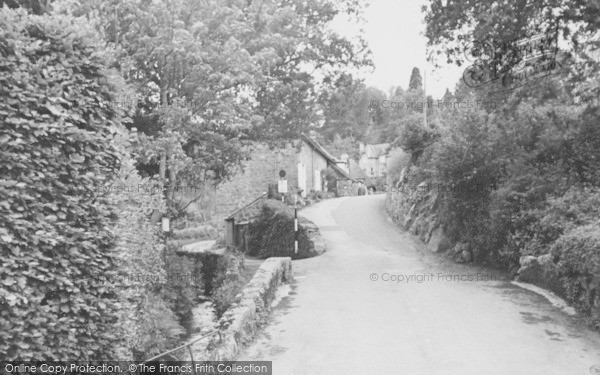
[423,68,428,128]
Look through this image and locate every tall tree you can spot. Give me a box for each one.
[408,67,423,91]
[57,0,372,217]
[423,0,599,102]
[320,74,372,140]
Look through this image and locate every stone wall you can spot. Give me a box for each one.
[298,140,328,192]
[206,257,293,360]
[385,182,466,261]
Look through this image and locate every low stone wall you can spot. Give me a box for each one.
[386,184,453,252]
[206,257,293,360]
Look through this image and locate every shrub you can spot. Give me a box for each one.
[247,200,316,259]
[107,157,189,361]
[130,294,185,360]
[200,253,230,296]
[425,108,506,254]
[0,9,123,360]
[551,224,600,327]
[162,247,245,320]
[162,245,204,321]
[395,113,438,162]
[386,148,410,186]
[487,163,552,267]
[211,253,246,317]
[321,167,339,196]
[172,225,216,241]
[309,190,326,200]
[490,183,600,269]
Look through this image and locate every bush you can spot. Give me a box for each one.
[247,200,316,259]
[108,157,188,361]
[395,113,438,162]
[172,225,216,241]
[489,183,600,269]
[551,224,600,327]
[321,167,339,196]
[0,9,123,360]
[386,148,410,186]
[130,294,185,360]
[162,247,245,320]
[162,245,204,321]
[308,190,326,200]
[211,253,246,317]
[425,109,506,254]
[200,253,230,296]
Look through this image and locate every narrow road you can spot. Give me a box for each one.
[240,195,600,374]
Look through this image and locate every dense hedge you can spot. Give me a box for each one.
[247,200,316,260]
[0,9,122,359]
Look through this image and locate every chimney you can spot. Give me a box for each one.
[359,142,365,155]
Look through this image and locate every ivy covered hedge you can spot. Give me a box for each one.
[0,9,122,359]
[247,200,317,260]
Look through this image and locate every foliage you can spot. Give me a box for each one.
[130,294,185,360]
[386,148,410,187]
[308,190,327,200]
[551,224,600,327]
[211,253,246,317]
[247,200,316,260]
[423,0,600,102]
[162,245,204,321]
[408,67,423,91]
[0,0,50,14]
[0,8,122,359]
[399,99,508,257]
[321,167,340,196]
[53,0,372,219]
[107,156,191,361]
[316,133,360,161]
[394,113,438,162]
[492,186,600,266]
[171,225,217,242]
[212,277,246,317]
[319,74,374,141]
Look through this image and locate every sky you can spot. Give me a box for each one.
[332,0,463,99]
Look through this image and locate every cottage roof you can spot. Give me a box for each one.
[301,134,354,180]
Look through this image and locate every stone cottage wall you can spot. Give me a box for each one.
[298,141,328,192]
